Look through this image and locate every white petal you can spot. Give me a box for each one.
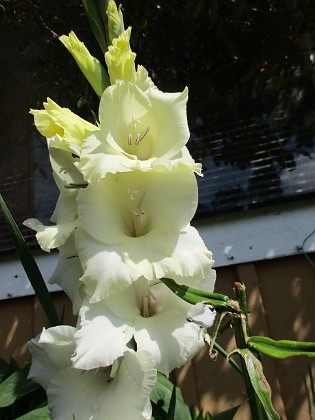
[48,144,84,193]
[72,294,137,369]
[48,236,84,314]
[135,308,204,376]
[47,366,102,420]
[79,132,135,183]
[27,326,76,390]
[123,225,214,283]
[99,81,152,158]
[77,167,197,245]
[159,224,215,279]
[146,86,189,159]
[104,350,156,419]
[75,228,140,301]
[98,81,189,161]
[50,192,78,225]
[23,218,78,252]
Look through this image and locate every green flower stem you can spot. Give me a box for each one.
[234,282,264,420]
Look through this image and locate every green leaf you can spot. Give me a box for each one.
[248,336,315,359]
[228,349,280,420]
[161,278,238,312]
[82,0,108,53]
[0,365,39,408]
[15,405,50,419]
[212,405,240,419]
[151,373,191,420]
[0,194,60,326]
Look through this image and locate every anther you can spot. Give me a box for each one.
[128,133,132,145]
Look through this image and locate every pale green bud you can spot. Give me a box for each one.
[60,31,109,97]
[106,1,125,45]
[105,27,136,84]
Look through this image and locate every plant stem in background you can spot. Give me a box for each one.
[234,282,264,419]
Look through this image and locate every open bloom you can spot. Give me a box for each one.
[78,80,201,183]
[72,271,216,377]
[28,326,157,420]
[75,166,213,301]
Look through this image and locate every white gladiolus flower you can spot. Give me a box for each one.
[28,326,157,420]
[78,80,201,183]
[72,273,216,377]
[75,167,213,301]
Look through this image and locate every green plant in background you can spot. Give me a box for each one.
[1,1,315,419]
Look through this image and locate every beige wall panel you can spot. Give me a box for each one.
[235,263,286,418]
[0,292,74,365]
[0,296,34,363]
[255,255,315,419]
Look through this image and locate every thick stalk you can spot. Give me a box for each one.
[234,282,264,420]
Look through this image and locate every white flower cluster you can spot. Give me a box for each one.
[26,6,216,419]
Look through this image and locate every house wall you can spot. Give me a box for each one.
[1,253,314,419]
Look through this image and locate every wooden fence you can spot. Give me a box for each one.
[1,253,315,419]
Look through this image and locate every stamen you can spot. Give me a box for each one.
[140,126,150,141]
[128,133,132,145]
[142,291,150,318]
[135,132,141,145]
